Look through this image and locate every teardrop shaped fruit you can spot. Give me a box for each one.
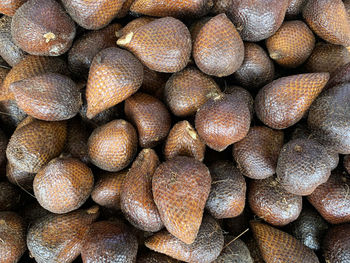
[325,62,350,90]
[152,156,211,244]
[285,0,307,19]
[323,224,350,263]
[11,0,76,56]
[0,181,21,211]
[117,17,192,73]
[6,161,35,191]
[213,237,253,263]
[115,0,134,18]
[140,66,169,99]
[116,17,155,39]
[86,47,143,119]
[0,0,27,16]
[193,13,244,77]
[255,73,329,129]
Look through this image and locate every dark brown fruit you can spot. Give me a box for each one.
[206,161,246,219]
[6,119,67,173]
[245,236,266,263]
[27,206,99,263]
[224,86,254,117]
[152,156,211,244]
[0,0,27,16]
[125,93,171,148]
[88,120,138,172]
[0,181,21,211]
[117,17,191,73]
[115,0,135,18]
[248,176,302,226]
[276,138,331,196]
[308,172,350,224]
[213,237,253,263]
[225,208,251,236]
[137,251,179,263]
[285,0,307,19]
[323,224,350,263]
[303,0,350,46]
[140,66,169,99]
[22,201,52,224]
[255,73,329,129]
[81,220,138,263]
[211,0,232,15]
[345,155,350,174]
[0,128,7,166]
[233,126,284,179]
[116,17,155,39]
[145,214,224,263]
[86,47,143,119]
[325,62,350,90]
[6,161,35,191]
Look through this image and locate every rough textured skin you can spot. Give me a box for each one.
[277,138,331,196]
[305,43,350,75]
[81,221,138,263]
[145,215,224,263]
[206,161,246,219]
[11,0,76,56]
[323,224,350,263]
[0,128,7,166]
[251,221,320,263]
[164,67,220,117]
[266,20,315,68]
[195,93,251,152]
[308,83,350,154]
[193,14,244,77]
[6,119,67,173]
[233,42,275,92]
[248,177,302,226]
[86,47,143,119]
[140,66,168,98]
[152,156,211,244]
[255,73,330,129]
[308,172,350,224]
[285,0,307,19]
[213,237,253,263]
[288,207,328,250]
[137,251,180,263]
[117,17,191,73]
[164,120,206,161]
[325,62,350,90]
[121,149,163,232]
[68,23,121,77]
[116,17,155,39]
[88,120,138,172]
[91,170,127,211]
[22,201,52,224]
[211,0,233,15]
[345,155,350,174]
[229,0,290,41]
[27,207,99,263]
[34,158,94,214]
[225,87,255,119]
[233,126,284,179]
[115,0,134,18]
[125,93,171,148]
[245,237,265,263]
[302,0,350,46]
[0,0,27,16]
[0,212,26,263]
[61,0,125,30]
[6,161,35,191]
[10,73,81,121]
[0,181,21,211]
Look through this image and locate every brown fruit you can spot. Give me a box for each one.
[61,0,125,30]
[145,214,224,263]
[91,170,127,211]
[205,161,246,219]
[115,0,134,18]
[302,0,350,46]
[233,126,284,179]
[137,251,180,263]
[81,221,138,263]
[0,181,21,211]
[88,119,138,172]
[245,237,265,263]
[193,13,244,77]
[323,224,350,263]
[27,206,99,263]
[116,17,155,39]
[125,93,171,148]
[213,237,253,263]
[248,176,302,226]
[211,0,233,15]
[6,119,67,173]
[308,171,350,224]
[121,149,163,232]
[152,156,211,244]
[285,0,307,19]
[345,155,350,174]
[250,221,320,263]
[0,0,27,16]
[233,42,275,92]
[255,73,329,129]
[6,161,35,191]
[0,128,7,166]
[276,138,331,196]
[11,0,76,56]
[140,66,169,98]
[10,73,81,121]
[225,208,251,236]
[86,47,143,119]
[22,201,52,224]
[117,17,191,73]
[164,67,220,117]
[325,62,350,90]
[0,212,26,263]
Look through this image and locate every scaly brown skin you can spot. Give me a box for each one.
[0,0,28,16]
[213,237,253,263]
[323,224,350,263]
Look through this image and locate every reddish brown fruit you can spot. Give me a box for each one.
[137,251,180,263]
[255,73,329,129]
[81,221,138,263]
[206,161,246,219]
[303,0,350,46]
[86,47,143,119]
[116,17,155,39]
[211,0,233,15]
[125,93,171,148]
[88,120,138,172]
[345,155,350,174]
[6,161,35,191]
[0,181,21,211]
[115,0,134,18]
[285,0,307,19]
[193,14,244,77]
[6,119,67,173]
[213,237,253,263]
[152,156,211,244]
[140,66,169,98]
[325,62,350,90]
[233,126,284,179]
[251,221,320,263]
[0,0,27,16]
[22,201,52,224]
[0,128,7,166]
[27,206,99,263]
[248,176,302,226]
[245,237,265,263]
[323,224,350,263]
[145,214,224,263]
[117,17,192,73]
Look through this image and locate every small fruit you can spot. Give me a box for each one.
[213,237,253,263]
[323,224,350,263]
